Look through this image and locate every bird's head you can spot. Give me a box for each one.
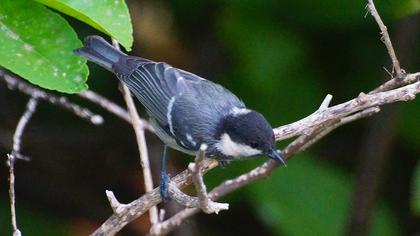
[215,108,285,165]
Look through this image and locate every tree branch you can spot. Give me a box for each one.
[78,90,130,123]
[91,158,218,236]
[273,80,418,141]
[78,90,155,132]
[7,96,39,236]
[346,7,419,235]
[89,1,420,234]
[367,0,403,79]
[189,145,229,214]
[0,69,103,125]
[92,75,420,235]
[111,39,159,225]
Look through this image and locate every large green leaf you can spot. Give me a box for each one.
[0,0,88,93]
[36,0,133,51]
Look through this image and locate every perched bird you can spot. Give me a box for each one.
[75,36,285,199]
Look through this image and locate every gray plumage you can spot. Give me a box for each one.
[75,36,246,158]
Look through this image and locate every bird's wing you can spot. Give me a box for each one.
[118,58,196,127]
[116,57,244,152]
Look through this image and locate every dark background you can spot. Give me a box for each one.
[1,0,419,235]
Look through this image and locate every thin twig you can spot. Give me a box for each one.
[105,190,128,215]
[7,96,39,236]
[318,94,333,111]
[367,0,403,79]
[79,90,131,123]
[111,39,159,225]
[299,107,380,152]
[273,77,418,141]
[370,72,419,94]
[78,90,155,132]
[189,145,228,214]
[0,70,103,125]
[91,158,218,236]
[7,154,22,236]
[167,184,203,208]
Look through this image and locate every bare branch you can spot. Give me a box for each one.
[190,145,229,214]
[105,190,128,215]
[167,184,202,208]
[93,75,420,236]
[92,4,419,233]
[318,94,333,111]
[299,107,380,152]
[147,125,329,236]
[111,39,159,225]
[7,96,39,236]
[274,78,418,141]
[79,90,131,123]
[149,207,198,236]
[0,70,103,125]
[371,72,419,93]
[148,107,381,235]
[78,90,155,132]
[164,150,228,211]
[367,0,403,79]
[91,158,218,236]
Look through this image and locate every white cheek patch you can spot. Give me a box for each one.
[215,133,262,157]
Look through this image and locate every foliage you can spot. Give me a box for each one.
[35,0,133,51]
[0,0,87,93]
[0,0,132,93]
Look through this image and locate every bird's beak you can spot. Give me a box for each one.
[266,149,286,166]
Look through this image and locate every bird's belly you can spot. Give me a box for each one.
[149,118,197,156]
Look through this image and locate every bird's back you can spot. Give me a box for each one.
[75,35,245,155]
[118,56,245,152]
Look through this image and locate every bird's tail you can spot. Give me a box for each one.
[74,36,126,72]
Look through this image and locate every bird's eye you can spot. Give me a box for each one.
[250,141,259,149]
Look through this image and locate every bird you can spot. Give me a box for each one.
[74,36,285,200]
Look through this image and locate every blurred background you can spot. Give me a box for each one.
[1,0,419,235]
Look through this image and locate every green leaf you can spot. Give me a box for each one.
[412,161,420,215]
[0,0,88,93]
[35,0,133,51]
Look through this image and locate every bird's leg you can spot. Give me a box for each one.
[160,144,170,201]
